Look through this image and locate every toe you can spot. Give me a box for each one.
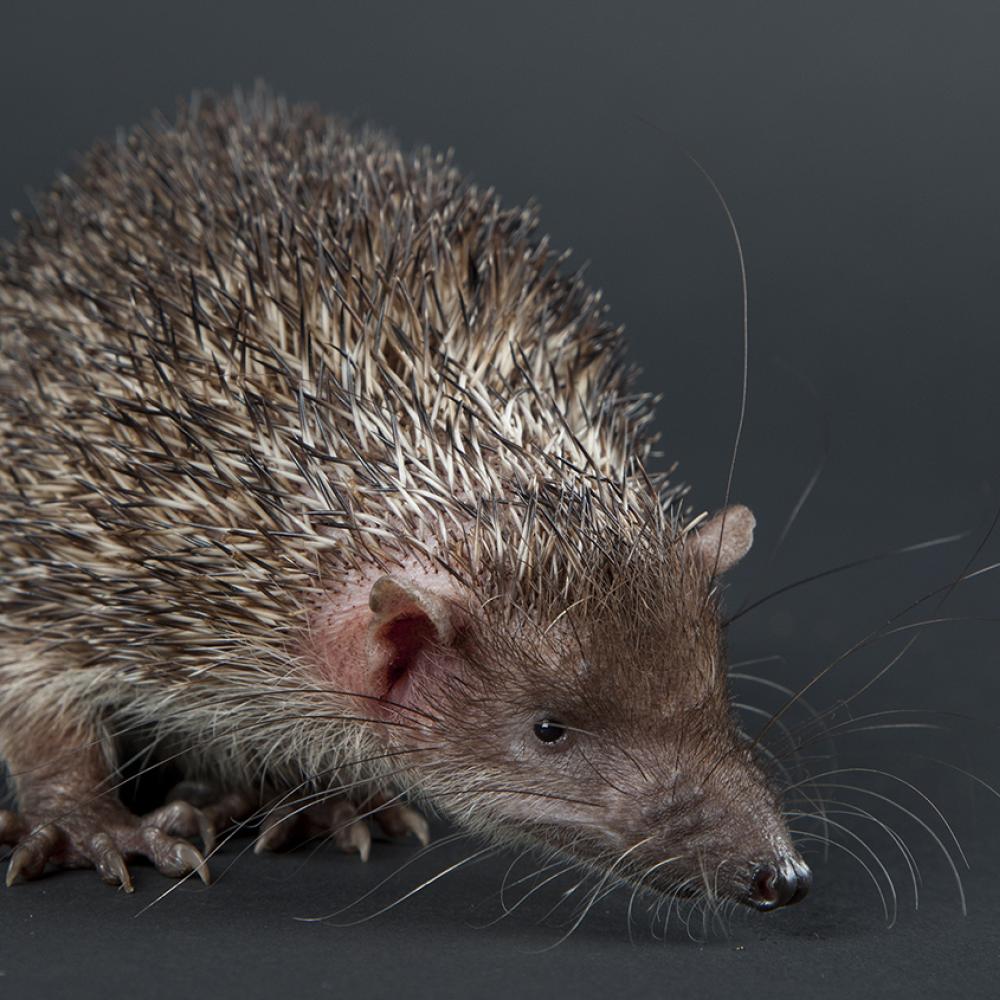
[0,810,26,846]
[160,841,211,885]
[6,824,61,886]
[88,833,134,893]
[201,791,258,832]
[254,807,299,854]
[349,822,372,863]
[333,813,372,862]
[143,800,216,855]
[376,804,431,847]
[167,781,261,836]
[167,784,258,833]
[138,828,212,884]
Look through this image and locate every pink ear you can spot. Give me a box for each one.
[689,505,756,575]
[366,576,456,702]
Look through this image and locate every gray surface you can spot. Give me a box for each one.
[0,830,995,1000]
[2,0,999,996]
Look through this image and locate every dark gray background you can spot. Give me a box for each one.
[1,0,999,996]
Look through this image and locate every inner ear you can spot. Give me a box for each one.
[380,614,437,689]
[366,575,457,701]
[688,504,756,575]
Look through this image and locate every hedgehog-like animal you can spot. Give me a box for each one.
[0,89,809,911]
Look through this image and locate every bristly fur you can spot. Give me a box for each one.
[0,87,689,777]
[0,87,820,920]
[3,87,979,929]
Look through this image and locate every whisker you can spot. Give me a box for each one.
[787,824,891,923]
[793,766,969,906]
[474,858,577,927]
[302,842,497,926]
[792,811,898,924]
[764,360,831,570]
[727,531,968,625]
[911,755,1000,803]
[794,799,920,909]
[750,556,1000,748]
[533,835,654,950]
[626,855,681,944]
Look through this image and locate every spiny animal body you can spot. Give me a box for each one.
[0,89,810,911]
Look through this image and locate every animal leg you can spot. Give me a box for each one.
[0,715,212,891]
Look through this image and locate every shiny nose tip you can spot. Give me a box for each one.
[749,859,812,910]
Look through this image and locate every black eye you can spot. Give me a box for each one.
[533,719,567,744]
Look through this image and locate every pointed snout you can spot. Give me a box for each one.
[747,857,812,910]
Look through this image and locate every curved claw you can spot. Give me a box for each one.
[142,800,217,856]
[136,827,209,885]
[250,794,430,864]
[254,810,295,854]
[253,831,277,855]
[372,801,432,847]
[393,806,431,847]
[92,839,134,893]
[7,844,36,887]
[164,842,212,885]
[349,821,372,863]
[6,825,60,887]
[194,812,216,857]
[2,795,217,892]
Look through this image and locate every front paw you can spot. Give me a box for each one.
[0,798,213,892]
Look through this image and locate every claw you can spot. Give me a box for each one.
[195,811,216,856]
[136,827,207,885]
[349,821,371,863]
[397,806,431,847]
[169,842,212,885]
[95,846,134,893]
[6,827,58,887]
[375,803,432,847]
[253,830,275,855]
[254,812,293,854]
[2,792,219,892]
[143,801,217,856]
[6,844,31,887]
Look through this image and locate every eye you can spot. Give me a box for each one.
[533,718,568,744]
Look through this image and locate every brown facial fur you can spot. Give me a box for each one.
[315,533,805,907]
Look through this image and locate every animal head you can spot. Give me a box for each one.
[344,504,810,911]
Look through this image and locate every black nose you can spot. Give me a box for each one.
[748,859,812,910]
